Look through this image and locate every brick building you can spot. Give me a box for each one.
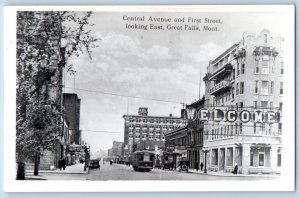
[16,11,70,170]
[123,107,187,155]
[165,98,205,169]
[63,93,82,164]
[63,93,81,144]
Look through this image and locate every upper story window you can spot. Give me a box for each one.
[237,63,240,76]
[261,55,270,74]
[261,101,268,108]
[281,62,284,75]
[236,83,239,95]
[279,102,283,111]
[255,60,259,74]
[261,81,269,95]
[270,81,274,94]
[240,82,244,94]
[255,81,259,94]
[264,34,268,43]
[241,63,245,74]
[232,69,236,80]
[280,82,283,95]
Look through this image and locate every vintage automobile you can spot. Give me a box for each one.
[162,151,182,170]
[89,159,100,170]
[178,160,190,173]
[132,150,155,172]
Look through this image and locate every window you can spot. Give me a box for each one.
[235,123,238,134]
[240,102,243,109]
[240,123,243,134]
[240,82,244,94]
[261,81,269,94]
[241,63,245,74]
[255,81,259,94]
[236,83,239,95]
[250,151,254,166]
[233,69,235,80]
[261,60,269,74]
[254,123,256,134]
[270,81,274,94]
[270,102,273,108]
[279,102,283,111]
[261,101,268,108]
[280,82,283,94]
[264,34,268,43]
[232,87,235,99]
[277,148,281,167]
[255,60,259,73]
[220,127,223,138]
[281,62,284,75]
[259,153,265,166]
[237,63,240,76]
[278,123,282,135]
[254,101,258,108]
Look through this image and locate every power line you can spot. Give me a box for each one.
[64,86,184,104]
[81,130,122,133]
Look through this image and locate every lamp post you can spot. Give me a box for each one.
[202,146,209,174]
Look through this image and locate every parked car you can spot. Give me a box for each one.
[89,160,100,169]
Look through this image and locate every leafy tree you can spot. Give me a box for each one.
[16,11,99,179]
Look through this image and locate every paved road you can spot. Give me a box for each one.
[86,163,278,181]
[34,163,279,181]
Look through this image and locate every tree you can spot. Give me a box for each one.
[16,11,99,179]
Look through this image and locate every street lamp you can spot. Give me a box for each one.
[202,146,209,174]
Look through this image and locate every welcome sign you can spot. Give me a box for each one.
[186,107,281,123]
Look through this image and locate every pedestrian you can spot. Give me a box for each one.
[58,159,62,170]
[195,162,199,172]
[232,163,238,174]
[200,162,204,171]
[62,158,66,170]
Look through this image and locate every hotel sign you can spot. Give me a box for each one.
[187,108,280,123]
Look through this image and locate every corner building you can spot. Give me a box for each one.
[123,107,187,153]
[203,30,283,174]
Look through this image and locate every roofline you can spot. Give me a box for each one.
[211,43,239,65]
[123,114,184,119]
[165,126,188,136]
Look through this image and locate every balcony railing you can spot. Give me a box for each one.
[210,80,231,95]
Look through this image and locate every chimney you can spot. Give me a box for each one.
[169,114,172,117]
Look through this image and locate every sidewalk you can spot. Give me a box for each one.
[187,168,280,178]
[26,163,88,175]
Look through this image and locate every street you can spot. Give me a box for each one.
[35,163,279,181]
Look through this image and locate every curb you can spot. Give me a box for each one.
[26,170,89,175]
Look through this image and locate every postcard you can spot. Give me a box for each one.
[3,5,295,192]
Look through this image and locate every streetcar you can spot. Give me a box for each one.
[132,150,155,172]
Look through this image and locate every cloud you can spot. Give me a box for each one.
[190,42,233,63]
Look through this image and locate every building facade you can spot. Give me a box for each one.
[202,29,283,174]
[63,93,82,165]
[123,107,187,154]
[165,98,205,169]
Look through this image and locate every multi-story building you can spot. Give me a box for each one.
[63,93,81,145]
[202,29,283,174]
[123,107,187,154]
[63,93,82,164]
[17,11,69,170]
[112,141,123,157]
[165,98,205,169]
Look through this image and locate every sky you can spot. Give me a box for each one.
[63,11,286,153]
